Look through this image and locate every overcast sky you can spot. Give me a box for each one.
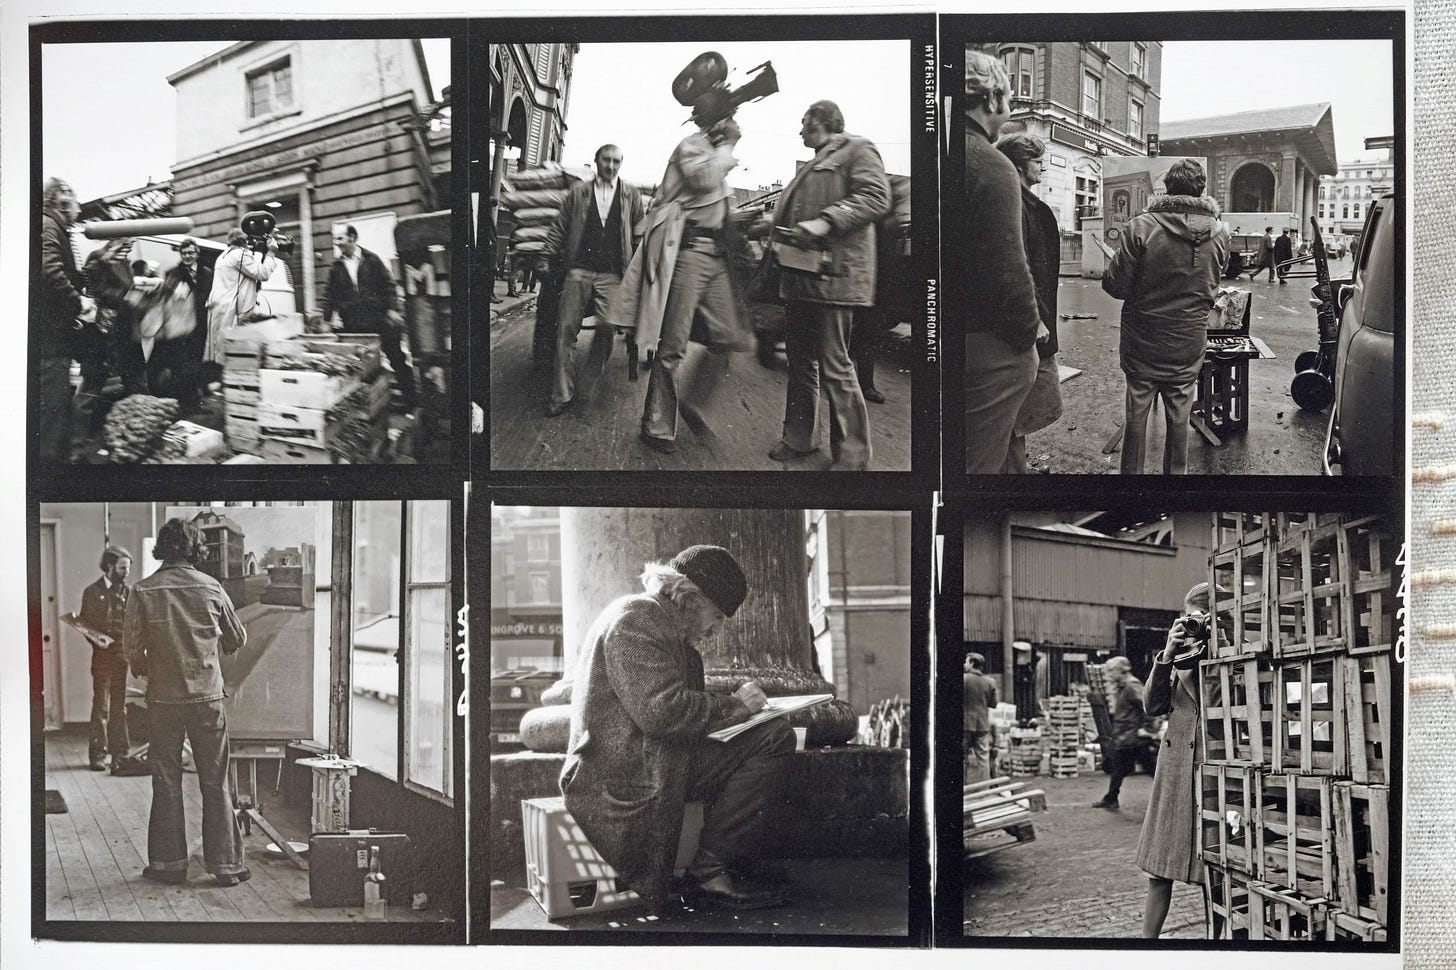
[41,38,451,202]
[555,40,912,190]
[1160,39,1394,164]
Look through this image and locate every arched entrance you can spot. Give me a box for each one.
[1230,163,1275,212]
[507,98,528,174]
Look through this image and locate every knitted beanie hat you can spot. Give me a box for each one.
[669,544,748,617]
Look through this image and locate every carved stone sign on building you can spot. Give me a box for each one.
[172,123,393,193]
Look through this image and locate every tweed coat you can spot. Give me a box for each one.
[773,132,891,307]
[560,592,751,910]
[544,178,646,278]
[1135,656,1205,884]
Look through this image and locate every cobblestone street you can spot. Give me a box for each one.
[965,771,1206,940]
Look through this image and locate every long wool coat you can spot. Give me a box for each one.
[773,132,891,307]
[559,592,751,911]
[1135,655,1205,884]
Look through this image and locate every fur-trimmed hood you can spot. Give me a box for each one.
[1143,194,1222,246]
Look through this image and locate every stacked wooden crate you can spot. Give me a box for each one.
[1043,695,1082,778]
[1200,512,1393,943]
[255,334,386,464]
[221,316,304,455]
[1006,727,1042,778]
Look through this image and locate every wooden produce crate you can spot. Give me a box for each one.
[1201,764,1259,874]
[1272,654,1349,775]
[1271,518,1353,657]
[257,402,341,448]
[1257,773,1336,899]
[1200,655,1274,766]
[1344,653,1392,784]
[259,368,359,411]
[1212,512,1278,554]
[1324,910,1387,943]
[223,380,261,407]
[1043,696,1082,779]
[1341,515,1395,656]
[1210,538,1272,657]
[1333,782,1389,926]
[1006,727,1041,778]
[964,777,1046,860]
[258,435,334,464]
[1248,881,1331,941]
[1204,865,1255,940]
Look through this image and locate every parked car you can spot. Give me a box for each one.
[1324,192,1396,475]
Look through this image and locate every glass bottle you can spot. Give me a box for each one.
[363,844,386,919]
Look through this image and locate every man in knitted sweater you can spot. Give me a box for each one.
[561,544,795,915]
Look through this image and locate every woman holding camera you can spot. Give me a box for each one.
[1134,581,1213,937]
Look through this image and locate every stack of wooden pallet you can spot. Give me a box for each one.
[1043,695,1082,778]
[1006,727,1042,778]
[963,777,1046,860]
[1200,512,1393,943]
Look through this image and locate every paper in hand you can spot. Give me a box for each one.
[707,693,833,742]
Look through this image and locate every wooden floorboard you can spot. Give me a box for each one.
[43,732,440,923]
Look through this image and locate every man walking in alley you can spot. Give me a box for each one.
[963,653,998,783]
[1092,656,1147,811]
[540,144,645,417]
[124,517,250,887]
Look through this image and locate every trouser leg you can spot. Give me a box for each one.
[965,332,1038,474]
[1160,380,1197,475]
[849,306,879,390]
[686,720,796,872]
[780,302,822,453]
[147,703,190,871]
[810,303,871,468]
[187,700,245,876]
[106,654,130,759]
[965,730,990,783]
[642,251,712,442]
[88,655,110,763]
[1120,375,1158,475]
[376,324,417,409]
[1104,746,1134,800]
[35,355,75,463]
[551,270,591,407]
[576,273,621,399]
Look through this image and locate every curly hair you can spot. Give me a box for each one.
[995,133,1046,176]
[154,517,205,564]
[640,562,706,606]
[1164,158,1207,197]
[966,50,1011,115]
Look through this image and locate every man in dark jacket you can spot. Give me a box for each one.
[78,545,133,772]
[314,225,417,411]
[768,100,890,471]
[963,653,999,783]
[35,177,89,462]
[124,517,249,888]
[561,544,795,915]
[1092,655,1146,811]
[1252,225,1277,283]
[541,144,645,417]
[997,133,1063,473]
[1101,159,1230,475]
[964,52,1041,474]
[1274,228,1294,284]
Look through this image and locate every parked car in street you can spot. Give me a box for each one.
[1324,192,1396,475]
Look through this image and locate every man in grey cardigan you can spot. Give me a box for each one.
[561,544,795,915]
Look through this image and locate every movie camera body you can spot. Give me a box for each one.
[240,210,295,258]
[672,51,779,132]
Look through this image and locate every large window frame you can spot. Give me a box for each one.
[1128,98,1144,140]
[1000,46,1035,100]
[244,56,296,123]
[1082,71,1103,120]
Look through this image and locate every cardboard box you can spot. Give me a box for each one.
[258,436,333,464]
[521,796,702,919]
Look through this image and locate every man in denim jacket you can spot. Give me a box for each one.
[125,516,250,887]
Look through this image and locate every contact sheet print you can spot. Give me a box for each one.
[3,3,1417,969]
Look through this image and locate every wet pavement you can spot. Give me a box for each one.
[1007,257,1356,475]
[964,771,1206,940]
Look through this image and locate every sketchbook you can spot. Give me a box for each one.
[707,693,833,742]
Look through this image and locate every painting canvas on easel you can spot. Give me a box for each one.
[164,506,317,741]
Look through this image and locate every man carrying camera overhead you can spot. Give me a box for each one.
[313,224,418,414]
[205,227,277,367]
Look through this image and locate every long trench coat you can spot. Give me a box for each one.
[1134,655,1205,884]
[559,592,750,911]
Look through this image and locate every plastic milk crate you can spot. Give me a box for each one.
[521,796,703,918]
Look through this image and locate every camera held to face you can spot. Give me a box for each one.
[1181,612,1211,644]
[239,210,295,258]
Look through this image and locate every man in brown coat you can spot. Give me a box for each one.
[767,100,890,471]
[561,544,795,915]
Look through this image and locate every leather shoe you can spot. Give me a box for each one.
[213,868,252,888]
[861,386,886,404]
[1090,798,1119,811]
[543,399,570,418]
[639,430,676,454]
[687,869,789,910]
[141,866,187,885]
[768,441,818,462]
[88,757,107,772]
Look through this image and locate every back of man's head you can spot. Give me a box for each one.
[966,652,985,672]
[965,51,1011,116]
[1164,159,1206,197]
[154,518,205,564]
